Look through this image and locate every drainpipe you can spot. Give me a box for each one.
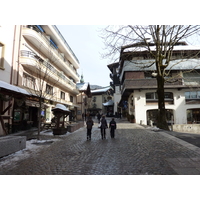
[17,25,22,86]
[10,25,16,85]
[8,25,17,128]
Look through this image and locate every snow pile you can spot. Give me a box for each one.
[0,137,58,170]
[146,126,161,131]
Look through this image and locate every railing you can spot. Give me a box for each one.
[25,25,79,77]
[53,25,80,64]
[21,50,77,89]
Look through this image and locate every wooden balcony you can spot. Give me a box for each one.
[121,78,184,96]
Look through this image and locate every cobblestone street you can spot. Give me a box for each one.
[1,118,200,175]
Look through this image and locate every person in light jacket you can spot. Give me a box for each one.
[100,115,108,139]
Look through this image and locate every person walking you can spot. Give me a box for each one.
[86,116,94,140]
[100,115,108,139]
[97,112,101,123]
[109,118,117,138]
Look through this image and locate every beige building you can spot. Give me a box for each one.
[89,86,114,117]
[0,25,80,135]
[76,79,92,120]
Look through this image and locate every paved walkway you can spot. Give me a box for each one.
[1,118,200,175]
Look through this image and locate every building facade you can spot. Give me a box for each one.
[89,86,114,117]
[76,77,92,120]
[117,42,200,125]
[0,25,80,135]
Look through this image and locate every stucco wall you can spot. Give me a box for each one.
[0,25,16,83]
[129,88,200,125]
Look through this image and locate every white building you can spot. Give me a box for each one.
[118,42,200,125]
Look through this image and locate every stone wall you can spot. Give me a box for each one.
[0,136,26,158]
[173,124,200,134]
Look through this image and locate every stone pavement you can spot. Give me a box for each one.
[1,118,200,175]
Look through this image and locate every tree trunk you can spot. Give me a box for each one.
[156,75,169,130]
[37,98,42,137]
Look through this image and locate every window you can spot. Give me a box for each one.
[70,95,73,103]
[23,73,35,89]
[146,92,158,100]
[146,92,173,100]
[46,84,53,95]
[50,38,58,49]
[0,42,5,69]
[60,91,65,100]
[185,91,200,99]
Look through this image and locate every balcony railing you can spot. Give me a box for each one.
[52,25,80,64]
[21,50,78,90]
[24,25,79,78]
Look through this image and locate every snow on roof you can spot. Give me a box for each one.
[123,59,200,71]
[76,82,89,91]
[123,45,200,53]
[103,100,114,106]
[120,59,200,80]
[51,104,70,112]
[0,80,30,95]
[91,86,112,94]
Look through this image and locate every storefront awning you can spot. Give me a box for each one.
[0,80,30,95]
[103,100,114,106]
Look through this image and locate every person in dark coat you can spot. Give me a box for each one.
[109,118,117,138]
[86,116,94,140]
[97,112,101,123]
[100,115,108,139]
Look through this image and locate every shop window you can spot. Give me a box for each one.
[187,109,200,124]
[13,110,21,122]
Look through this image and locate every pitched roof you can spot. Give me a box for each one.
[91,86,112,94]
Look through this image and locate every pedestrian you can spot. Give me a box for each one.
[86,116,94,140]
[100,115,108,139]
[109,118,117,138]
[97,112,101,123]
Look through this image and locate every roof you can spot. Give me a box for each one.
[91,86,112,94]
[123,44,200,53]
[0,80,30,95]
[76,82,89,91]
[51,104,70,112]
[120,59,200,80]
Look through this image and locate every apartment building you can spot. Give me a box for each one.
[116,41,200,125]
[0,25,80,134]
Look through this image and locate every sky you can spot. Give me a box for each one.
[56,25,112,87]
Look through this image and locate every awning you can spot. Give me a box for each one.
[0,80,30,95]
[103,100,114,106]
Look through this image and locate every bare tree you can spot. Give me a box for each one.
[102,25,200,130]
[22,42,60,137]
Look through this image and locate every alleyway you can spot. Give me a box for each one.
[1,118,200,175]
